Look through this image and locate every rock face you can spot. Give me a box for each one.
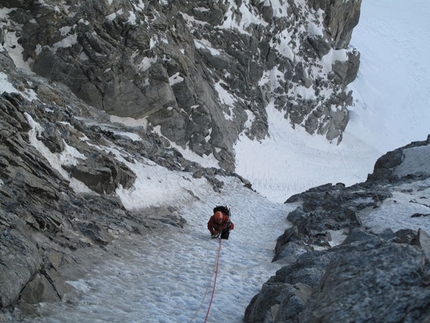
[367,135,430,181]
[246,230,430,323]
[308,0,362,49]
[244,137,430,323]
[2,0,362,171]
[0,49,236,314]
[301,239,430,323]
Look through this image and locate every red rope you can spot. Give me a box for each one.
[204,237,222,323]
[188,264,216,322]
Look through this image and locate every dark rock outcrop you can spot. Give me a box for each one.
[245,228,430,323]
[301,237,430,323]
[368,134,430,181]
[245,137,430,322]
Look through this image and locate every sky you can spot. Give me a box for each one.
[1,0,430,322]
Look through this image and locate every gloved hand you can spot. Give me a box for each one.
[211,233,220,239]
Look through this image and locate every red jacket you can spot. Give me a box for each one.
[207,214,234,234]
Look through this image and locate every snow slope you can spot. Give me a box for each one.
[20,177,295,323]
[2,0,430,322]
[347,0,430,154]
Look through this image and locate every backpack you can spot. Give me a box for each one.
[213,205,230,217]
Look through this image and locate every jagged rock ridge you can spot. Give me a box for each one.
[2,0,361,171]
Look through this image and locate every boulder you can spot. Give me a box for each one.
[301,240,430,323]
[244,250,332,323]
[368,135,430,181]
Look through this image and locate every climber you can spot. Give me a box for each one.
[207,206,234,240]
